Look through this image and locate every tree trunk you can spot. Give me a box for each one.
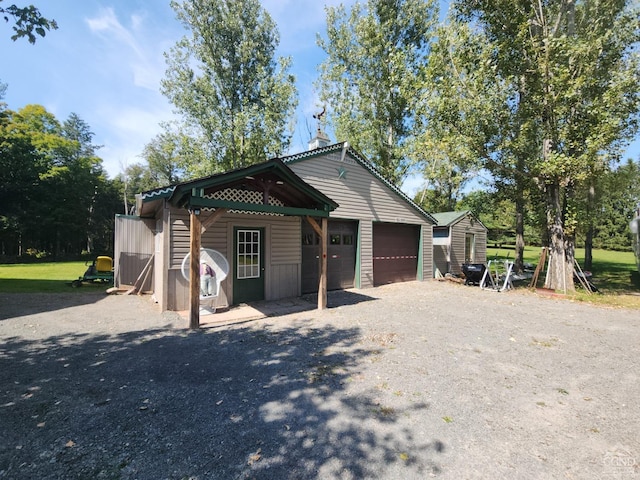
[514,188,525,273]
[544,183,575,292]
[584,182,595,270]
[584,228,593,270]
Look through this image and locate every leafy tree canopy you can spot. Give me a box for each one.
[317,0,439,184]
[426,0,640,289]
[0,104,117,257]
[1,1,57,43]
[161,0,297,175]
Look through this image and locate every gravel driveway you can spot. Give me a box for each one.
[1,281,638,479]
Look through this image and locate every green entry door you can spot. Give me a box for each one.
[233,227,265,304]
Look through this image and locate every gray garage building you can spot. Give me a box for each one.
[114,140,436,312]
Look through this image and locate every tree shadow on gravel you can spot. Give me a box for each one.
[0,291,109,321]
[305,289,380,308]
[0,321,444,479]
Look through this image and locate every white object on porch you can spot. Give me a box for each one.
[181,248,230,315]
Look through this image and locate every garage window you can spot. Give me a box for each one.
[303,233,318,245]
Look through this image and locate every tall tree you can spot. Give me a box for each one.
[585,158,640,251]
[0,104,46,255]
[1,1,57,43]
[0,105,113,257]
[161,0,297,175]
[447,0,640,290]
[115,163,156,215]
[60,113,107,253]
[140,130,184,186]
[317,0,438,184]
[62,112,102,161]
[417,16,535,271]
[29,110,107,255]
[415,19,506,215]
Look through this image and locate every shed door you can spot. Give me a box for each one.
[465,233,476,263]
[373,223,419,286]
[302,220,357,294]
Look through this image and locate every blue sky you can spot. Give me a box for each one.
[1,1,367,179]
[1,1,638,197]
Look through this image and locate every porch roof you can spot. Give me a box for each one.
[136,158,339,218]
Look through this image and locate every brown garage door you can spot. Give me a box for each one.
[373,223,419,286]
[302,220,357,294]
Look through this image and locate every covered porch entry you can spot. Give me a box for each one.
[142,159,339,329]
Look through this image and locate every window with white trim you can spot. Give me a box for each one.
[237,229,260,279]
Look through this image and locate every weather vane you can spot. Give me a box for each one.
[313,105,326,132]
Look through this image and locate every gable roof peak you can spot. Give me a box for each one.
[282,142,437,225]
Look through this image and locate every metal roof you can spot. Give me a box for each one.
[432,210,487,230]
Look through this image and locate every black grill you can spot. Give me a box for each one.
[461,263,486,285]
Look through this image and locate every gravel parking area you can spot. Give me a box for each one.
[1,281,639,479]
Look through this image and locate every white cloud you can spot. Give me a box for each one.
[97,102,175,177]
[110,107,170,138]
[86,8,142,55]
[86,7,167,92]
[80,5,182,178]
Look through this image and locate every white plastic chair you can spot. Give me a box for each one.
[181,248,230,315]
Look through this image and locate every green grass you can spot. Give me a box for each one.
[2,250,640,308]
[486,245,640,308]
[0,261,112,293]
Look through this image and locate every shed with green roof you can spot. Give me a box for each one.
[432,211,487,277]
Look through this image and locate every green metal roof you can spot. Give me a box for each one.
[432,211,470,227]
[432,210,487,230]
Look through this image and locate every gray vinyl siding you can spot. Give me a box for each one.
[475,228,487,265]
[450,216,487,275]
[289,151,428,224]
[268,216,301,299]
[169,210,228,267]
[434,245,448,276]
[358,220,373,288]
[168,209,228,311]
[421,224,433,279]
[270,217,302,264]
[154,213,168,310]
[290,151,433,285]
[450,226,466,274]
[167,208,301,310]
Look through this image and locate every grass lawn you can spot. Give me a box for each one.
[0,261,112,293]
[486,245,640,308]
[2,250,639,308]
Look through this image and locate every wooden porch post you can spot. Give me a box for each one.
[318,217,328,310]
[305,216,329,310]
[189,209,202,329]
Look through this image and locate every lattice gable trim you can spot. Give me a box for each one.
[203,187,284,216]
